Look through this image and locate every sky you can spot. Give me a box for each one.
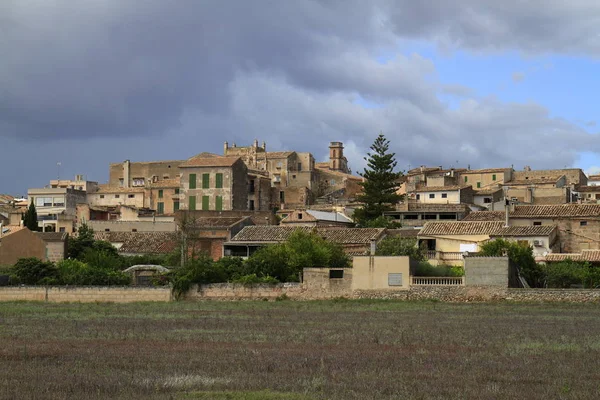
[2,0,600,195]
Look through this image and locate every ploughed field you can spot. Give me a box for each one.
[2,300,600,400]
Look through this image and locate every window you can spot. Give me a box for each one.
[298,213,303,220]
[132,178,145,187]
[477,182,481,188]
[174,188,180,195]
[280,191,285,202]
[158,190,163,198]
[202,173,210,189]
[104,229,110,232]
[173,201,179,211]
[132,229,137,232]
[157,202,164,214]
[36,197,53,207]
[189,174,197,189]
[403,214,419,220]
[423,214,437,220]
[215,173,223,189]
[202,196,209,210]
[276,162,282,169]
[484,198,492,204]
[53,197,65,207]
[441,193,448,199]
[464,176,468,182]
[118,178,124,187]
[416,194,420,200]
[163,175,169,179]
[492,174,497,181]
[59,227,66,233]
[115,195,120,199]
[580,221,588,227]
[292,175,296,179]
[297,162,302,171]
[329,270,344,279]
[100,195,105,199]
[533,221,542,226]
[388,273,403,286]
[215,195,223,211]
[128,194,135,199]
[248,200,255,211]
[429,194,435,199]
[189,196,196,211]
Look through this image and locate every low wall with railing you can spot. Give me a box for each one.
[410,276,464,286]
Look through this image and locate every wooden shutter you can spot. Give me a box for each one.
[202,196,209,210]
[189,196,196,211]
[189,174,197,189]
[157,202,164,214]
[216,173,223,188]
[202,173,210,189]
[216,195,223,211]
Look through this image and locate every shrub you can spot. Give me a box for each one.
[479,238,544,287]
[375,236,425,261]
[231,274,279,285]
[413,261,463,277]
[170,255,223,298]
[11,258,58,285]
[55,259,130,286]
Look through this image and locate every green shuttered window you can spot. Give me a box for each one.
[202,196,209,210]
[189,196,196,211]
[189,174,197,189]
[216,195,223,211]
[216,173,223,189]
[202,173,210,189]
[157,202,164,214]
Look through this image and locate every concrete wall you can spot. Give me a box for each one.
[352,256,410,290]
[87,191,145,208]
[464,256,509,286]
[0,286,172,302]
[45,241,66,263]
[0,229,46,265]
[303,267,353,295]
[416,189,461,204]
[88,220,177,232]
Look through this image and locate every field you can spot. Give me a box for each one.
[2,300,600,400]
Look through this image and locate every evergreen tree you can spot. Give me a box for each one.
[354,134,402,225]
[23,200,39,231]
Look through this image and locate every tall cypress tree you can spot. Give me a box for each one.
[23,200,39,231]
[354,134,402,225]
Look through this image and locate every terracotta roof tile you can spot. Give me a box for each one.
[545,250,600,262]
[180,156,241,168]
[414,185,471,192]
[511,205,600,218]
[419,221,504,236]
[506,176,563,185]
[460,168,511,174]
[462,211,505,221]
[94,232,178,254]
[229,226,384,244]
[576,186,600,193]
[36,232,69,242]
[473,187,503,195]
[491,225,557,237]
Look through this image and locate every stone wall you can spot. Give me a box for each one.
[464,256,509,286]
[0,286,172,302]
[185,283,305,300]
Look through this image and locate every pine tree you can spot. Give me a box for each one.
[23,200,39,231]
[354,134,402,225]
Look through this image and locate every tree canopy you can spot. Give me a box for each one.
[354,134,402,226]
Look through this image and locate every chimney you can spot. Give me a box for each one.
[370,239,377,255]
[253,139,259,148]
[224,141,228,154]
[504,198,510,227]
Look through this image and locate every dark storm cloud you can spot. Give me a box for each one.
[1,1,600,194]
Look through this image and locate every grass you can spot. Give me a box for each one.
[2,300,600,399]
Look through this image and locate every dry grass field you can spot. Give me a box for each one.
[2,299,600,399]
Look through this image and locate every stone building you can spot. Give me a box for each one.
[109,159,184,188]
[179,155,248,211]
[147,177,180,215]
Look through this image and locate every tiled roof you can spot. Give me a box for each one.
[94,232,178,255]
[109,159,183,166]
[462,211,505,221]
[36,232,68,242]
[460,168,511,174]
[229,226,385,244]
[386,228,421,238]
[576,186,600,193]
[315,167,363,180]
[511,205,600,218]
[473,187,503,195]
[0,225,26,238]
[406,203,471,212]
[419,221,505,236]
[588,175,600,181]
[491,225,557,237]
[407,166,442,175]
[0,194,14,203]
[149,177,180,188]
[414,185,471,192]
[180,156,241,168]
[545,250,600,263]
[266,151,295,158]
[95,185,145,194]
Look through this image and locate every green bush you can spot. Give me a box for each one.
[55,259,130,286]
[231,274,279,285]
[413,261,463,277]
[11,258,58,285]
[542,259,600,288]
[170,255,224,298]
[375,236,425,261]
[479,238,544,287]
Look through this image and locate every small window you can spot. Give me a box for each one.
[215,173,223,189]
[131,229,137,232]
[163,175,169,179]
[158,189,163,198]
[416,194,420,200]
[215,195,223,211]
[202,196,209,211]
[492,174,497,181]
[189,174,197,189]
[279,191,285,202]
[189,196,196,211]
[174,201,180,211]
[477,182,481,188]
[174,188,180,195]
[115,195,120,199]
[429,194,435,199]
[104,229,110,232]
[118,178,124,187]
[483,198,492,204]
[464,176,468,182]
[202,173,210,189]
[157,202,164,214]
[128,194,135,199]
[100,195,105,199]
[297,163,302,171]
[59,227,66,233]
[388,273,403,286]
[533,221,542,226]
[580,221,588,227]
[441,193,448,199]
[292,175,296,179]
[329,270,344,279]
[298,213,303,220]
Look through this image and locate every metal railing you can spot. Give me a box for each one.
[425,251,465,261]
[410,276,464,286]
